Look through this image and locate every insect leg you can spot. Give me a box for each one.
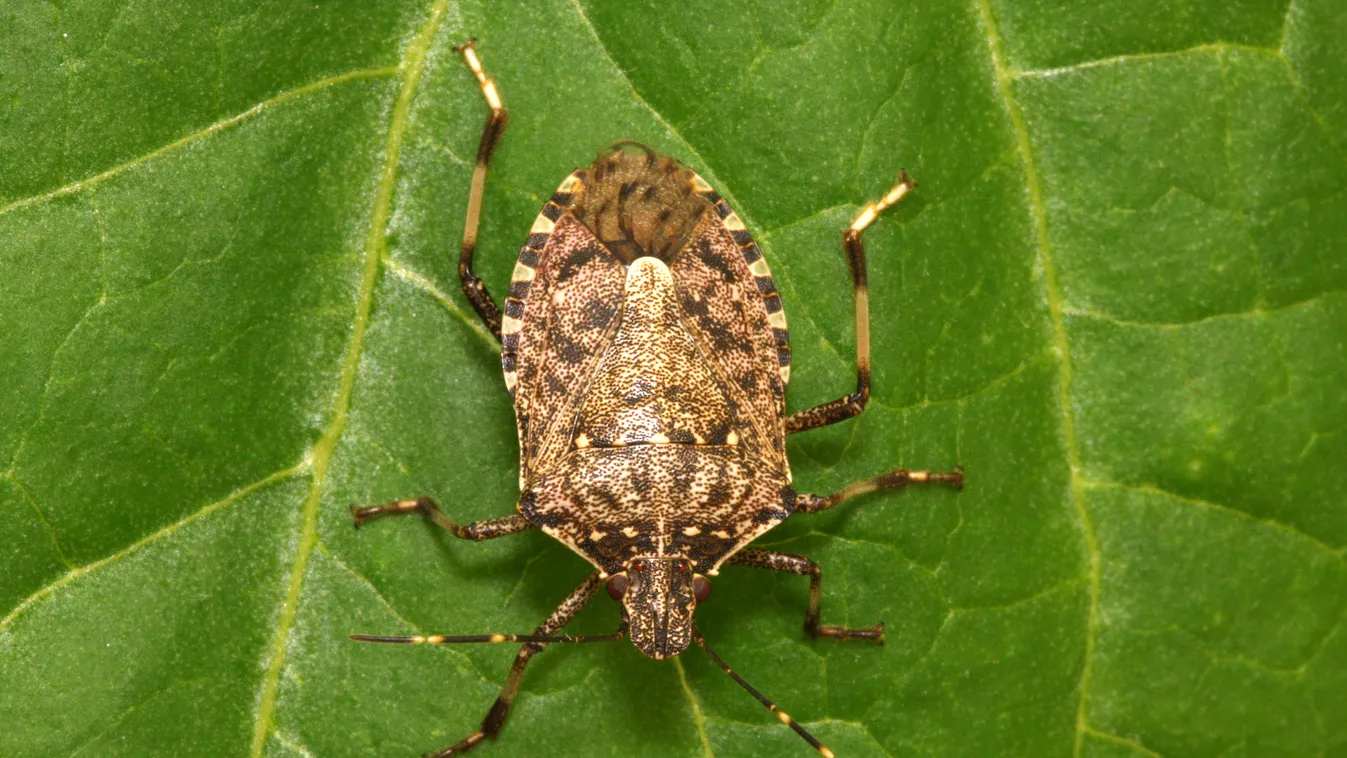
[426,573,605,757]
[729,548,884,642]
[794,465,964,514]
[692,629,835,758]
[454,39,509,340]
[350,497,534,541]
[784,172,916,434]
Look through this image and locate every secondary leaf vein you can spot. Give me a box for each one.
[0,66,400,217]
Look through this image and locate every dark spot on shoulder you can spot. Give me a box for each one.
[695,238,736,281]
[559,244,605,280]
[680,292,710,317]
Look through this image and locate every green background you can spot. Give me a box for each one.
[2,0,1344,756]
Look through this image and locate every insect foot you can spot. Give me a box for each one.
[347,38,963,758]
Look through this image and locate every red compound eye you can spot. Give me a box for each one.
[676,562,688,574]
[632,560,645,572]
[692,575,711,603]
[606,573,629,600]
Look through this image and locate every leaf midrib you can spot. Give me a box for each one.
[246,0,452,753]
[974,2,1098,756]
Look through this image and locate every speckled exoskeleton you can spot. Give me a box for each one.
[350,40,964,758]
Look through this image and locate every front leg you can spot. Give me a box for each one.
[729,548,884,643]
[454,39,509,340]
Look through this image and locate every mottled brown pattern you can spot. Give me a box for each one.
[511,215,625,482]
[521,445,793,575]
[510,150,799,575]
[571,142,709,263]
[576,258,735,447]
[669,212,787,453]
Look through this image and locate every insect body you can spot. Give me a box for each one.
[351,40,963,757]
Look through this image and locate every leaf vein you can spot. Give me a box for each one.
[1010,42,1280,81]
[383,258,500,351]
[674,658,716,758]
[246,2,451,754]
[1082,478,1345,566]
[975,3,1100,757]
[1081,727,1164,757]
[0,66,400,217]
[0,464,305,633]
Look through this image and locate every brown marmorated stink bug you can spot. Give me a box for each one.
[349,40,964,757]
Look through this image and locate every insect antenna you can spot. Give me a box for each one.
[692,628,835,758]
[352,624,626,646]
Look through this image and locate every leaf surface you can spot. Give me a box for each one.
[2,1,1345,756]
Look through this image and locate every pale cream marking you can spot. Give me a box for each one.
[776,710,793,725]
[489,633,507,643]
[910,471,930,482]
[725,430,738,446]
[780,365,791,384]
[850,205,879,232]
[530,214,555,234]
[510,259,536,283]
[850,179,913,232]
[722,211,746,231]
[682,526,701,536]
[459,45,503,112]
[820,747,836,758]
[482,81,502,111]
[589,529,607,540]
[710,530,731,539]
[622,526,639,538]
[574,433,590,449]
[767,310,788,330]
[501,314,524,335]
[707,569,719,577]
[690,174,713,192]
[855,284,871,373]
[692,433,706,444]
[552,288,567,306]
[558,173,582,192]
[748,258,771,277]
[648,432,670,444]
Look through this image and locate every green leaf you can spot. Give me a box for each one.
[2,1,1344,756]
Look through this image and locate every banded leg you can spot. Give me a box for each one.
[350,496,533,542]
[692,629,835,758]
[730,548,883,642]
[428,573,605,757]
[455,39,509,340]
[795,465,964,514]
[785,173,916,434]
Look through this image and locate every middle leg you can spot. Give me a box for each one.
[350,496,533,542]
[730,548,883,642]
